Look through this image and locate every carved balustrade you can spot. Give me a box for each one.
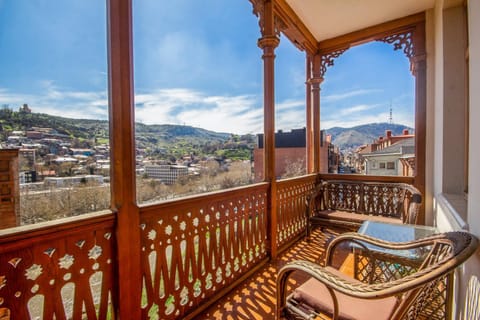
[276,175,316,250]
[0,174,419,319]
[138,183,269,319]
[0,212,116,319]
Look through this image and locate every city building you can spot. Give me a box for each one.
[353,130,416,175]
[43,175,105,187]
[362,137,415,176]
[253,128,334,181]
[145,164,188,185]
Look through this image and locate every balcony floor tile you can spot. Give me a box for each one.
[195,228,340,319]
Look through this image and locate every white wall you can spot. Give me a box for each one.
[467,0,480,241]
[431,0,469,231]
[462,0,480,318]
[430,0,480,318]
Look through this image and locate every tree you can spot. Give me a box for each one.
[282,158,306,179]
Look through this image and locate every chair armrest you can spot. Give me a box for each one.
[324,232,444,268]
[278,260,413,301]
[278,232,478,320]
[323,232,478,287]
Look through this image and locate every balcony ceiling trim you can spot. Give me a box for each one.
[285,0,435,42]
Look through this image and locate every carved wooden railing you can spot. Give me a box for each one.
[138,183,269,319]
[317,173,414,185]
[0,211,116,319]
[276,174,317,250]
[0,174,420,319]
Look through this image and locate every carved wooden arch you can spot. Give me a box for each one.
[317,13,426,78]
[316,13,427,224]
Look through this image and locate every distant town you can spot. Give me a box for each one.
[0,104,415,227]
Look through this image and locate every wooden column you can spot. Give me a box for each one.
[310,53,323,173]
[306,54,314,173]
[107,0,141,317]
[257,0,280,258]
[412,22,427,225]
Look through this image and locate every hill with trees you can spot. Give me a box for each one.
[0,107,413,157]
[0,107,255,160]
[325,123,414,151]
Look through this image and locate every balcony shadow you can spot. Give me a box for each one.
[195,227,340,319]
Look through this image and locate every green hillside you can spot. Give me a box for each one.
[326,123,414,151]
[0,108,254,160]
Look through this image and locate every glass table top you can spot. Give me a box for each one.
[356,221,439,260]
[358,221,438,242]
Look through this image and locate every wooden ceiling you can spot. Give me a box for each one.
[284,0,436,42]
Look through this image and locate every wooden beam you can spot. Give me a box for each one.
[319,13,425,52]
[274,0,318,54]
[107,0,142,317]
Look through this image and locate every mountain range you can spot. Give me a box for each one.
[325,123,414,151]
[0,109,413,152]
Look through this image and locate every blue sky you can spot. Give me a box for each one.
[0,0,414,134]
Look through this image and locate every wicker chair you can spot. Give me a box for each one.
[277,231,478,320]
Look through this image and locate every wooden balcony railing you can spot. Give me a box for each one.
[276,175,316,251]
[0,212,116,319]
[138,183,269,319]
[0,174,417,319]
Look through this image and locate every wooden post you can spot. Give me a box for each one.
[310,53,323,173]
[107,0,142,317]
[412,21,427,225]
[306,54,314,173]
[257,0,280,258]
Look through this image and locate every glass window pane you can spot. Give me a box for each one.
[0,0,109,228]
[273,35,307,181]
[321,42,415,177]
[133,0,261,204]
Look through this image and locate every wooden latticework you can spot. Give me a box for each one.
[276,175,316,249]
[353,251,447,320]
[306,179,422,234]
[196,227,340,319]
[0,213,116,319]
[139,184,269,319]
[323,181,409,218]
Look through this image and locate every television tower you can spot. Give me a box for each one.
[389,103,393,124]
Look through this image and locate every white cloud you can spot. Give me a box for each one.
[135,88,264,134]
[0,85,108,120]
[0,85,413,135]
[276,99,304,111]
[323,89,383,103]
[338,104,378,116]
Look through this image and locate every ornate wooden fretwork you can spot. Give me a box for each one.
[249,0,317,54]
[320,47,349,78]
[250,1,285,39]
[249,0,264,33]
[377,30,415,58]
[274,15,286,38]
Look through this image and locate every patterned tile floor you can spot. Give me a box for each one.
[194,228,340,320]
